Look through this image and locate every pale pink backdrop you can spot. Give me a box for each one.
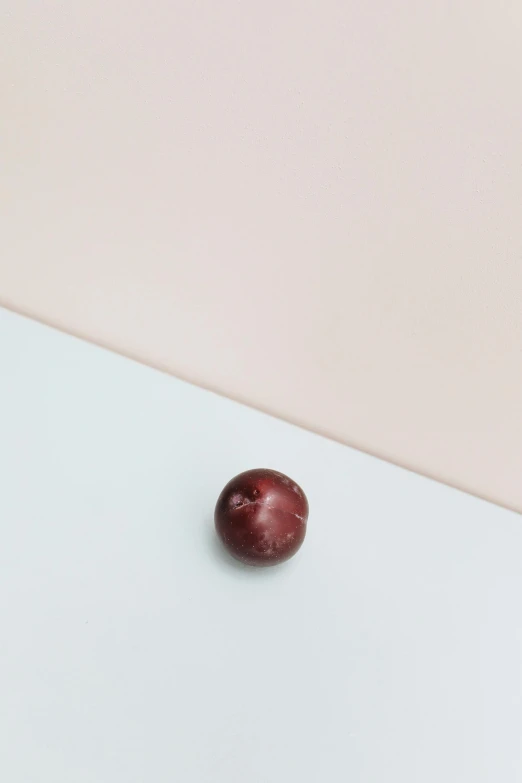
[2,1,522,511]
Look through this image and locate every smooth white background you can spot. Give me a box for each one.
[0,307,521,782]
[2,1,522,512]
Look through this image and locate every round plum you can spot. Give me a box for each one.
[214,468,308,566]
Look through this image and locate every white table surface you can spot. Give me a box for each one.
[0,306,521,782]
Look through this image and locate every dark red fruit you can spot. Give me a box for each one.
[214,468,308,566]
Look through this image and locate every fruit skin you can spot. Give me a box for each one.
[214,468,308,566]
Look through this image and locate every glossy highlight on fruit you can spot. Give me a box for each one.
[214,468,308,566]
